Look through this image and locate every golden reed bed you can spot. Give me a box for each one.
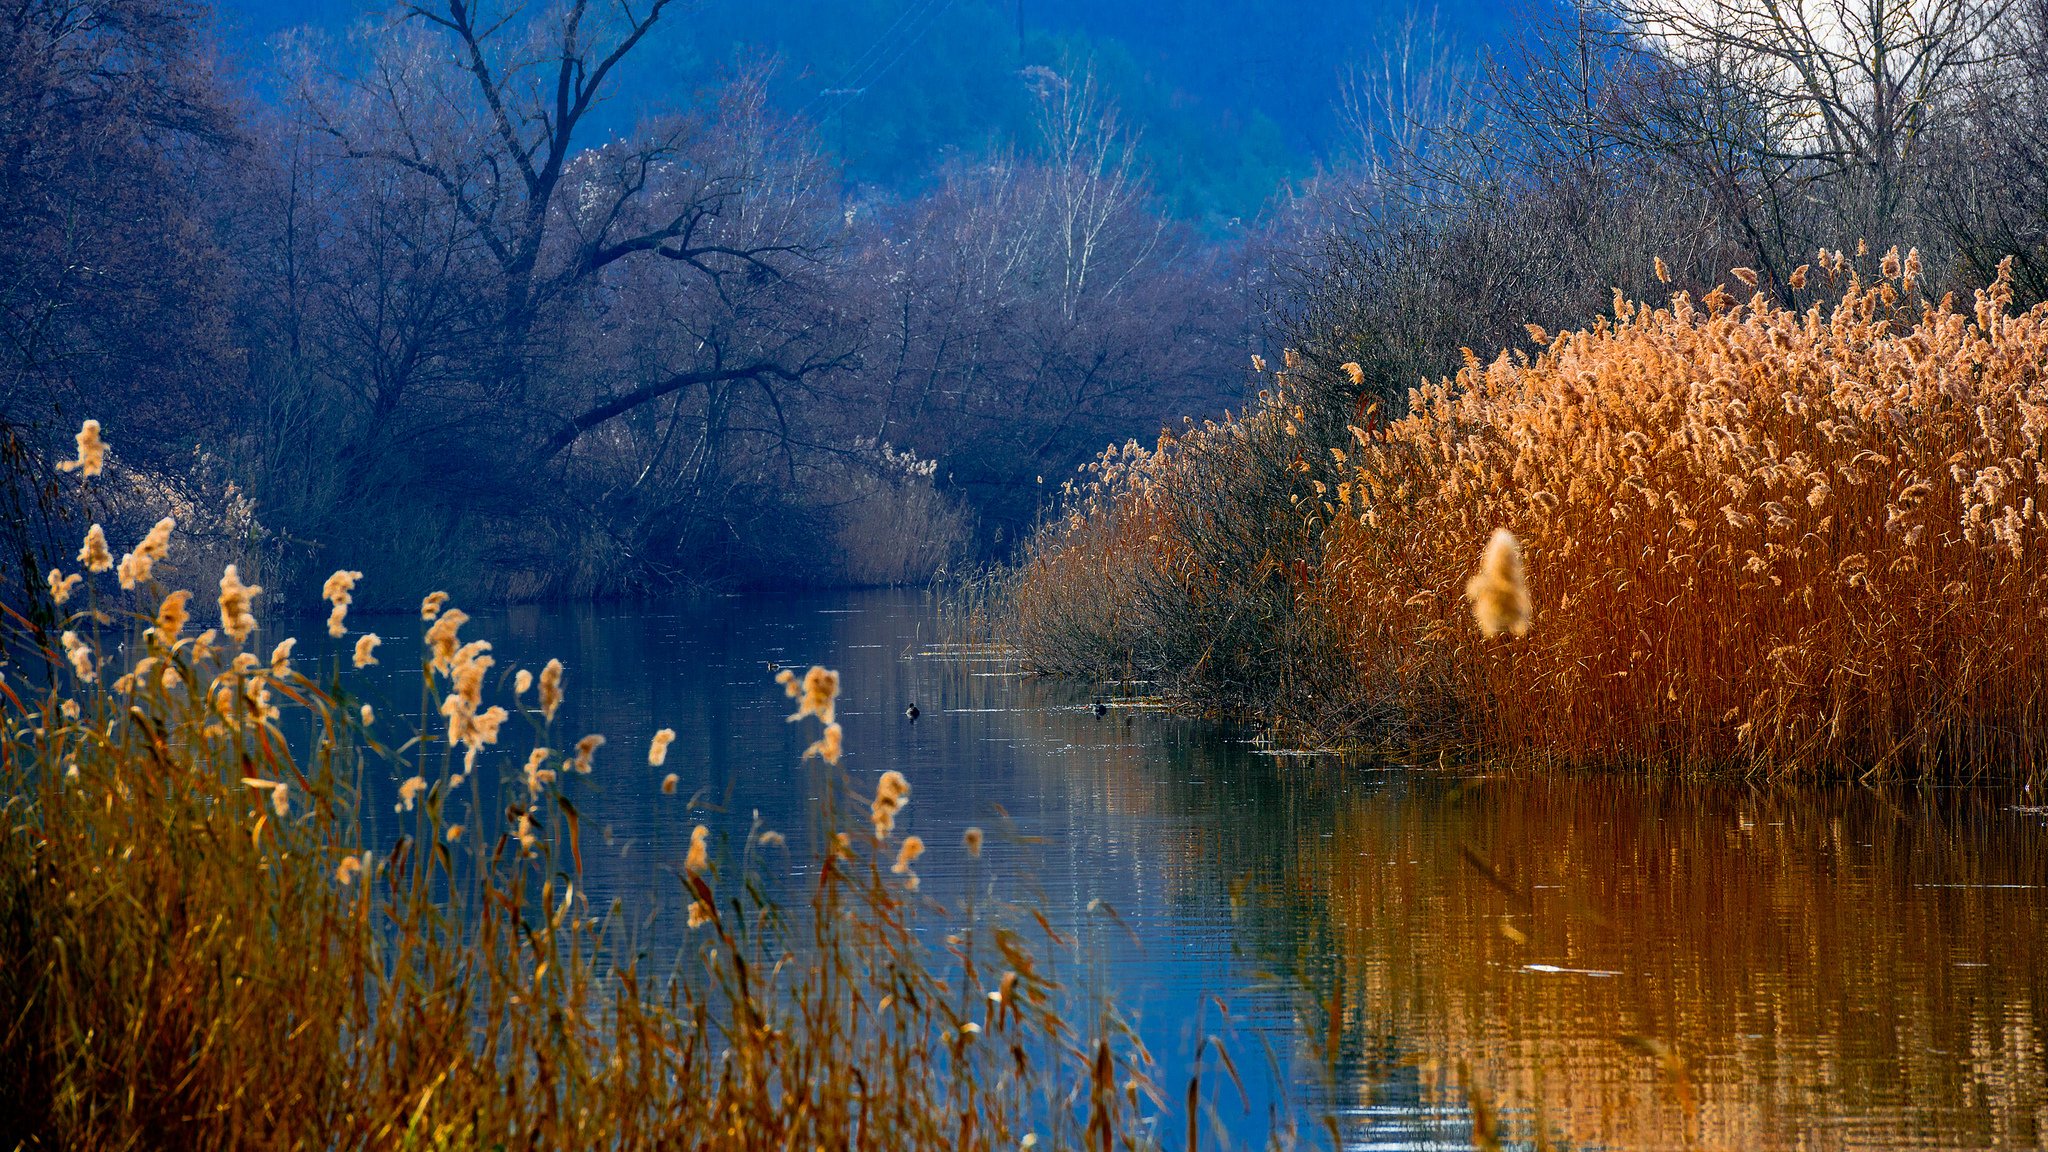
[1020,252,2048,780]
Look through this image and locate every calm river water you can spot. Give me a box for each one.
[340,589,2048,1150]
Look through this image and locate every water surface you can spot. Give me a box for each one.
[338,590,2048,1150]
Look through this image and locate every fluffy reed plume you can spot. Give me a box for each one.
[334,855,363,885]
[271,782,290,818]
[572,734,603,774]
[514,668,532,696]
[660,773,679,795]
[964,826,984,857]
[805,722,843,765]
[522,748,555,798]
[1464,530,1532,639]
[353,634,380,668]
[420,591,448,620]
[77,524,112,573]
[216,565,261,643]
[449,640,492,703]
[153,589,191,641]
[439,694,474,749]
[424,608,469,673]
[55,419,105,477]
[360,704,375,725]
[47,569,81,606]
[872,770,910,840]
[116,518,175,590]
[114,658,157,695]
[891,835,926,890]
[321,569,362,638]
[686,825,710,875]
[648,728,675,767]
[787,665,839,724]
[269,637,296,676]
[463,707,508,770]
[60,631,95,682]
[537,658,564,722]
[397,776,426,812]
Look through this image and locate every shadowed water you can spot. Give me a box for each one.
[328,589,2048,1150]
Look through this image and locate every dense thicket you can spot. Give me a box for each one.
[2,0,1245,609]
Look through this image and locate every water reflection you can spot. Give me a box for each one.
[320,590,2048,1150]
[1288,776,2048,1150]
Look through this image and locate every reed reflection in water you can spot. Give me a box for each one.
[317,591,2048,1150]
[1266,775,2048,1150]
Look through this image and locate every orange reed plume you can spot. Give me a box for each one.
[891,835,926,890]
[804,722,843,765]
[60,631,95,683]
[1464,529,1532,639]
[117,518,175,590]
[871,770,910,840]
[537,659,564,723]
[153,589,191,641]
[77,525,113,573]
[322,570,363,638]
[217,566,261,643]
[55,419,106,478]
[788,666,840,725]
[47,569,81,606]
[424,609,469,674]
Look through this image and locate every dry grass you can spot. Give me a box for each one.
[2,447,1161,1150]
[1019,252,2048,779]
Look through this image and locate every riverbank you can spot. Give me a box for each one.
[1012,256,2048,782]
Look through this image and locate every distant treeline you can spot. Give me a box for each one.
[2,0,1248,608]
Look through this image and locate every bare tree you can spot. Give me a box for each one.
[0,0,239,459]
[228,1,864,594]
[1594,0,2025,271]
[841,67,1243,547]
